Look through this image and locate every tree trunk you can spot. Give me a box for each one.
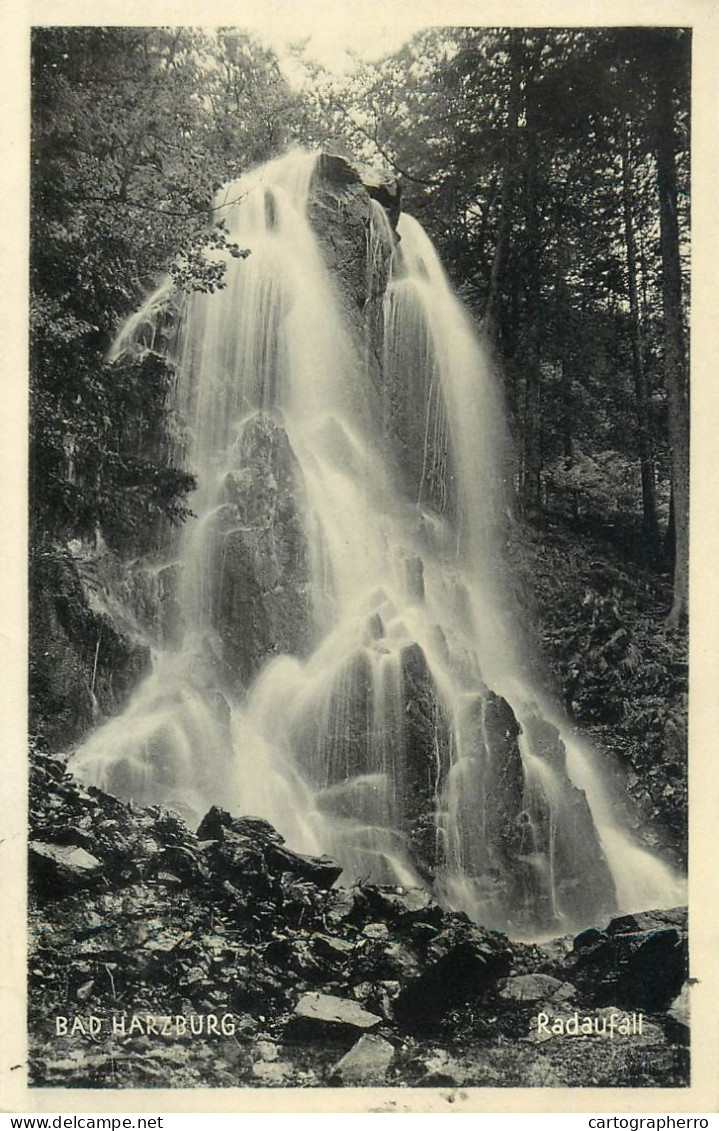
[482,32,522,347]
[620,117,660,558]
[521,55,543,516]
[655,58,689,627]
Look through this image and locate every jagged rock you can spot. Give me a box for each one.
[233,816,286,844]
[573,926,604,952]
[499,973,574,1003]
[367,939,423,983]
[277,877,325,929]
[313,153,400,226]
[316,154,401,227]
[399,643,452,871]
[332,1033,395,1083]
[28,736,690,1090]
[361,884,443,926]
[352,982,374,1003]
[29,842,104,895]
[196,806,284,845]
[310,154,395,321]
[395,921,512,1027]
[146,845,208,886]
[313,935,356,961]
[569,907,688,1010]
[606,907,687,935]
[252,1060,294,1084]
[291,992,382,1032]
[201,830,270,894]
[264,843,342,889]
[37,823,96,852]
[29,545,151,748]
[323,887,359,926]
[503,710,617,930]
[522,712,569,773]
[150,809,195,846]
[362,921,390,940]
[253,1038,279,1062]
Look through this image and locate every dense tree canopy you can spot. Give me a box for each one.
[30,25,690,620]
[31,27,310,547]
[299,26,690,620]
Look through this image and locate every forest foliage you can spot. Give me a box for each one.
[31,25,690,622]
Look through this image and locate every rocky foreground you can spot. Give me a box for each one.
[29,750,689,1090]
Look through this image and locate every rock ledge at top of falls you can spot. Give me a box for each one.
[307,151,400,357]
[28,746,690,1089]
[314,152,401,226]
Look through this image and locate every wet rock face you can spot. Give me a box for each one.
[310,153,400,317]
[482,692,525,855]
[451,696,618,935]
[30,153,401,749]
[308,153,428,501]
[399,643,452,874]
[314,154,401,225]
[211,413,313,689]
[305,650,373,790]
[520,714,617,928]
[29,546,152,748]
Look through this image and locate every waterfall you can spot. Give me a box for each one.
[68,149,684,938]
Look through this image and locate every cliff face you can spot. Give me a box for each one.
[29,544,152,749]
[210,413,313,692]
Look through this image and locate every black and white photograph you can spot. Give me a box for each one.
[4,0,718,1113]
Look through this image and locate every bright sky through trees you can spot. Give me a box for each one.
[235,2,431,76]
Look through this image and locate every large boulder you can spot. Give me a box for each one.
[264,843,343,889]
[394,920,512,1028]
[196,806,284,845]
[291,992,382,1034]
[498,973,575,1004]
[360,884,444,927]
[332,1033,395,1083]
[569,907,688,1011]
[29,841,104,897]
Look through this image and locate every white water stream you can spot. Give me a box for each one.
[69,150,684,937]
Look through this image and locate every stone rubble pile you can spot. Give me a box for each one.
[28,750,690,1089]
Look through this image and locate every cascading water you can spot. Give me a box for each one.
[69,149,685,938]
